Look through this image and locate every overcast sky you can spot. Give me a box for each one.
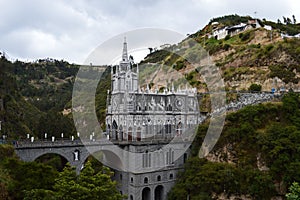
[0,0,299,64]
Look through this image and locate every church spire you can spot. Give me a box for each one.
[122,37,128,62]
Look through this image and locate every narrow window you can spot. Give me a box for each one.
[144,177,148,184]
[157,175,161,181]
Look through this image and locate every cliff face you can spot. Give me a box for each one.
[210,28,300,92]
[141,18,300,94]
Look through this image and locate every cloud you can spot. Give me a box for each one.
[0,0,298,64]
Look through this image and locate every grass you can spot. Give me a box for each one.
[223,66,251,81]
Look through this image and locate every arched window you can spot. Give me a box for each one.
[137,127,141,141]
[107,124,111,135]
[119,125,123,141]
[143,151,151,168]
[112,120,118,140]
[146,119,152,139]
[176,121,182,136]
[157,120,164,135]
[144,177,148,184]
[128,127,132,141]
[130,195,134,200]
[157,175,161,181]
[167,104,172,111]
[166,148,174,165]
[130,177,134,183]
[169,173,174,180]
[136,102,142,111]
[165,121,171,135]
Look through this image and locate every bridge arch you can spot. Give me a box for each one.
[82,149,124,171]
[35,153,69,171]
[25,148,74,164]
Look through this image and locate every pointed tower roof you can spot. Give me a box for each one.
[122,37,128,62]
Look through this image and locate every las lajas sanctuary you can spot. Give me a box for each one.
[105,38,200,200]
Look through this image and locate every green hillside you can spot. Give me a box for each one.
[0,56,79,139]
[168,94,300,199]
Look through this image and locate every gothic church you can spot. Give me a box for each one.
[105,38,199,200]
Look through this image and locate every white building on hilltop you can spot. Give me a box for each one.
[209,19,262,40]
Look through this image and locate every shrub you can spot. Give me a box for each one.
[249,83,262,92]
[239,33,244,39]
[265,44,274,52]
[241,32,251,41]
[173,60,186,71]
[223,43,231,51]
[224,34,231,40]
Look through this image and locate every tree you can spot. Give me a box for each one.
[282,93,300,119]
[292,15,297,24]
[24,162,126,200]
[287,17,292,25]
[277,19,282,24]
[286,182,300,200]
[283,16,287,24]
[24,189,56,200]
[148,47,153,54]
[249,83,262,92]
[55,162,125,200]
[3,158,58,199]
[52,164,81,200]
[0,165,11,200]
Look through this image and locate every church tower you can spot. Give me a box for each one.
[111,38,139,94]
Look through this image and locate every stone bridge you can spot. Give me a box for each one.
[15,138,189,174]
[15,139,123,174]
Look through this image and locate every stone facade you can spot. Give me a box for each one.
[106,39,199,143]
[106,39,199,200]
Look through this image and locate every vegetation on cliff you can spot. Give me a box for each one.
[168,93,300,199]
[142,14,300,94]
[0,55,111,139]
